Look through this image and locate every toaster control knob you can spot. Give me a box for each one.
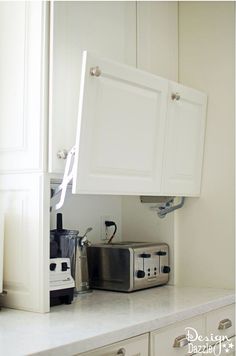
[140,253,151,258]
[156,251,167,256]
[162,266,171,274]
[50,263,56,271]
[137,270,145,278]
[61,262,69,271]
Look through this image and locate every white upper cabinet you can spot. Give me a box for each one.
[137,1,178,81]
[72,52,168,195]
[72,53,207,197]
[49,1,136,174]
[162,82,207,196]
[0,2,48,173]
[50,2,207,197]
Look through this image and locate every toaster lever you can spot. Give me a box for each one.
[156,251,167,256]
[140,253,151,258]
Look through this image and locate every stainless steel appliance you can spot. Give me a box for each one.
[73,227,93,294]
[87,242,170,292]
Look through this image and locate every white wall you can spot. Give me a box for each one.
[176,2,235,289]
[50,184,122,244]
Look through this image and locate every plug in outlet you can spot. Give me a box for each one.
[100,216,116,241]
[100,216,109,241]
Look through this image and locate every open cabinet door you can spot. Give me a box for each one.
[162,82,207,196]
[73,51,168,195]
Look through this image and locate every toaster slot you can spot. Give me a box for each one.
[134,249,160,281]
[133,244,170,290]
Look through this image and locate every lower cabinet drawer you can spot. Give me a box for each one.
[206,304,235,342]
[212,335,235,356]
[77,333,149,356]
[150,316,205,356]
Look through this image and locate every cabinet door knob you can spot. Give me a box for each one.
[90,66,102,77]
[57,149,68,160]
[218,318,232,330]
[171,92,180,101]
[117,348,126,355]
[173,334,189,348]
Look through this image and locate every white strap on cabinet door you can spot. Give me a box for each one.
[50,146,76,210]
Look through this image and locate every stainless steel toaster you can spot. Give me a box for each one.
[87,242,170,292]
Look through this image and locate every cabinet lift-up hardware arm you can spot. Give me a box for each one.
[140,196,185,218]
[157,197,185,218]
[50,146,76,211]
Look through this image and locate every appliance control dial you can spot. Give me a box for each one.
[61,262,69,271]
[137,270,145,278]
[162,266,171,274]
[50,263,56,271]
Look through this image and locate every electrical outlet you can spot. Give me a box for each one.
[100,216,117,241]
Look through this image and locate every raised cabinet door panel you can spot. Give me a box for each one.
[0,2,48,173]
[162,82,207,196]
[49,2,136,174]
[137,1,178,81]
[72,52,168,195]
[0,174,50,313]
[77,333,149,356]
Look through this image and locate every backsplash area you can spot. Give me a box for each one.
[50,185,174,284]
[50,184,122,244]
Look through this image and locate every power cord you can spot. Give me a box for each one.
[105,221,117,244]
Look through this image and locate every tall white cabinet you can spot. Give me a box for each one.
[0,2,49,312]
[0,2,48,173]
[0,174,49,312]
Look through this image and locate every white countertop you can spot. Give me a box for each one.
[0,286,234,356]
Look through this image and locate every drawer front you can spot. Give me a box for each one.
[206,304,235,342]
[212,335,235,356]
[77,333,149,356]
[150,316,205,356]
